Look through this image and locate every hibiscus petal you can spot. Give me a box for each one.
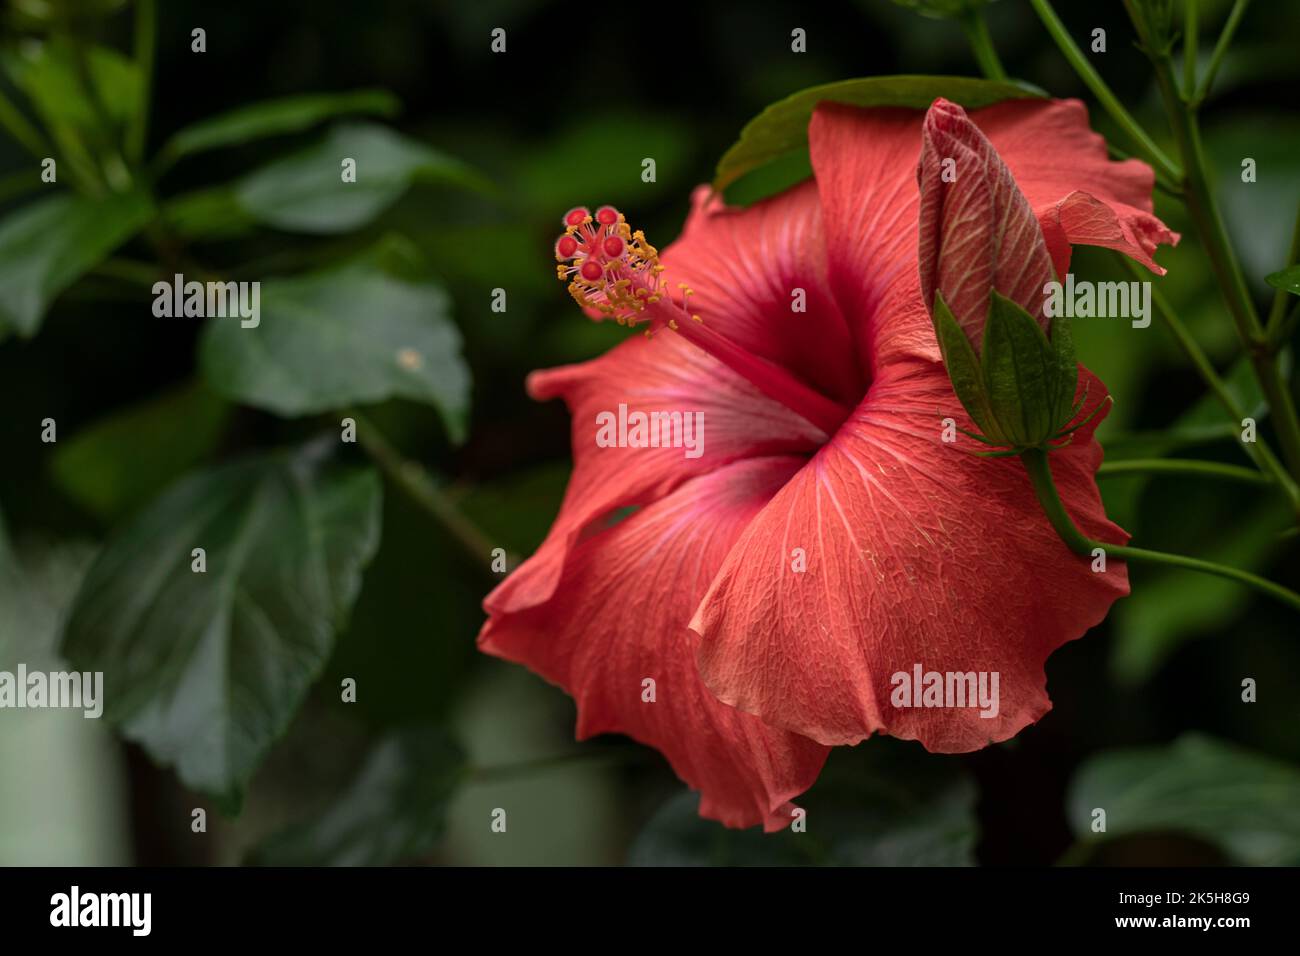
[809,104,937,372]
[692,358,1129,750]
[480,455,830,831]
[661,183,865,407]
[484,333,824,616]
[917,97,1058,345]
[971,98,1180,276]
[809,99,1177,364]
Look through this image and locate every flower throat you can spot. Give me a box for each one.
[554,205,851,437]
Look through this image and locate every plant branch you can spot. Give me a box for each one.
[1120,256,1300,510]
[1022,447,1300,613]
[1182,0,1198,97]
[1266,201,1300,342]
[1193,0,1250,105]
[1136,31,1300,481]
[1097,458,1269,484]
[348,410,506,578]
[960,9,1006,80]
[1028,0,1182,184]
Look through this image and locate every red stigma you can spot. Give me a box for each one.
[595,206,620,225]
[579,260,605,282]
[564,207,591,227]
[602,235,625,258]
[556,235,579,258]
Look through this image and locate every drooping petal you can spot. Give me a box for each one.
[1035,189,1175,278]
[480,455,830,831]
[484,333,824,616]
[970,98,1179,277]
[918,97,1058,345]
[809,99,1177,365]
[661,183,865,407]
[692,357,1129,751]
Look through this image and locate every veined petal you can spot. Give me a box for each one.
[484,333,824,616]
[809,98,1177,366]
[918,97,1058,345]
[661,183,865,407]
[971,98,1179,277]
[810,104,937,372]
[480,455,829,831]
[692,359,1129,750]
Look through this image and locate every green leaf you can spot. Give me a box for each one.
[980,291,1056,446]
[161,186,258,242]
[932,292,999,440]
[629,743,977,866]
[3,38,140,131]
[233,122,490,234]
[1067,734,1300,865]
[0,190,153,337]
[1266,263,1300,296]
[199,239,471,441]
[714,75,1041,192]
[158,89,401,167]
[722,151,814,208]
[1046,312,1079,431]
[50,381,231,524]
[60,444,383,810]
[247,728,467,865]
[2,39,140,189]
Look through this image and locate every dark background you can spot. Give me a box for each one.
[1,0,1297,865]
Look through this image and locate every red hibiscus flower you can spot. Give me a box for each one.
[478,96,1177,831]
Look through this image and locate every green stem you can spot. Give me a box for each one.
[1140,39,1300,481]
[1193,0,1250,105]
[1120,256,1300,510]
[1028,0,1182,184]
[1097,458,1270,484]
[127,0,157,165]
[1266,201,1300,341]
[960,9,1007,80]
[1182,0,1198,97]
[348,410,506,577]
[1021,448,1300,613]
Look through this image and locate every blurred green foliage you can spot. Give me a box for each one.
[0,0,1297,866]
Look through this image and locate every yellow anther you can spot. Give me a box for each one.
[692,314,703,323]
[668,319,678,330]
